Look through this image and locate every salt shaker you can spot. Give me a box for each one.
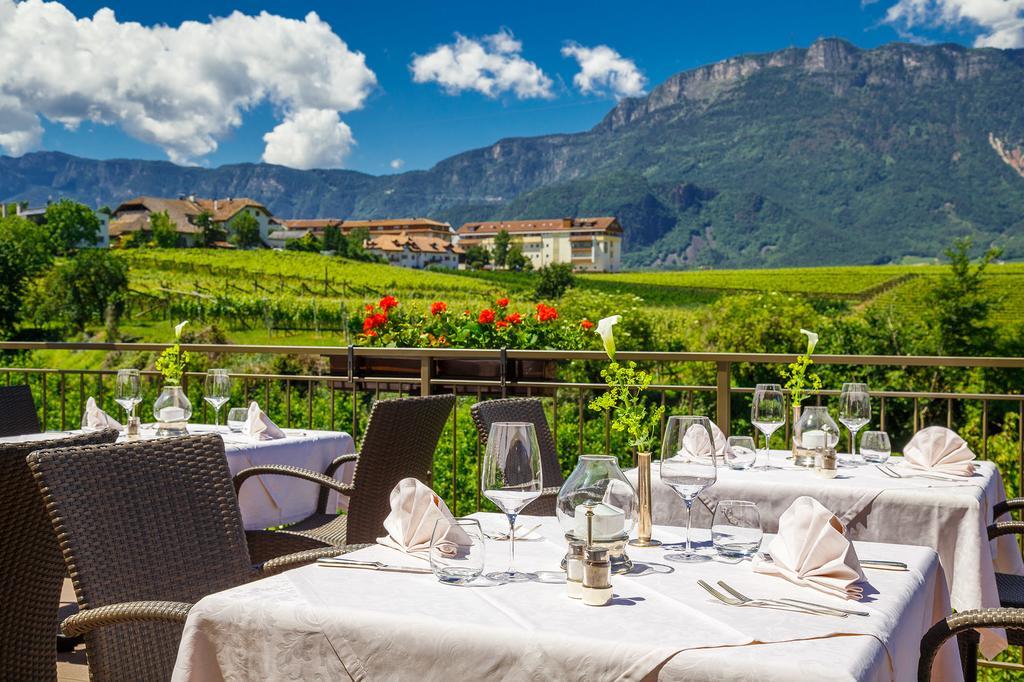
[815,448,838,478]
[581,546,613,606]
[125,416,141,440]
[565,540,585,599]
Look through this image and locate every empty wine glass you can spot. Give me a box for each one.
[751,384,786,470]
[839,382,871,459]
[114,369,141,425]
[660,416,718,563]
[712,500,763,558]
[204,369,231,429]
[482,422,542,583]
[726,435,756,470]
[860,431,891,464]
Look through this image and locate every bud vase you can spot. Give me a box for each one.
[153,385,192,436]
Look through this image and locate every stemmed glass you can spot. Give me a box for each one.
[204,369,231,430]
[114,369,141,426]
[481,422,543,583]
[660,416,718,563]
[838,382,871,460]
[751,384,786,470]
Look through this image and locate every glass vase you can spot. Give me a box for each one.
[153,385,192,436]
[792,405,840,467]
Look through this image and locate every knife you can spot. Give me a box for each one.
[859,559,908,571]
[317,557,433,574]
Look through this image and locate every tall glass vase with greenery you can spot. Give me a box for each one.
[153,320,193,435]
[779,328,822,451]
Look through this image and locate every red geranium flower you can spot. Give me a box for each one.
[362,312,388,334]
[495,320,509,329]
[580,319,595,330]
[430,301,447,316]
[478,309,496,324]
[504,312,522,325]
[379,295,399,312]
[364,304,374,312]
[496,297,509,308]
[535,303,558,322]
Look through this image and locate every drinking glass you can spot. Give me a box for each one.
[712,500,763,558]
[726,436,756,470]
[114,369,141,424]
[226,407,248,432]
[839,382,871,458]
[860,431,891,464]
[204,369,231,429]
[751,384,786,470]
[660,416,718,563]
[430,518,486,585]
[481,422,542,582]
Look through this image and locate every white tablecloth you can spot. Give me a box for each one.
[626,452,1024,657]
[2,426,356,531]
[172,514,960,682]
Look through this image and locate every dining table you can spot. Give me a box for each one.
[171,513,962,681]
[625,450,1024,657]
[0,424,356,530]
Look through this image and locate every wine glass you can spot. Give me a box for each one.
[481,422,542,583]
[725,435,756,470]
[429,518,486,585]
[839,382,871,460]
[660,416,718,563]
[204,369,231,429]
[751,384,786,470]
[114,369,141,425]
[860,431,891,464]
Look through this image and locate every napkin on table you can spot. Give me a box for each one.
[681,421,733,461]
[901,426,975,477]
[242,401,285,441]
[81,396,122,430]
[752,496,865,600]
[377,478,470,557]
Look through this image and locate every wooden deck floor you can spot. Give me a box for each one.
[57,579,88,681]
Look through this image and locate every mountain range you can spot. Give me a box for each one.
[2,38,1024,268]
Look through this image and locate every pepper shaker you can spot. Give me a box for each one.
[581,546,613,606]
[565,540,585,599]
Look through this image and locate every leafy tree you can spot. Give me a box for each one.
[323,225,342,252]
[44,199,100,252]
[150,211,179,248]
[464,245,491,270]
[285,233,323,252]
[122,230,151,248]
[492,229,511,269]
[344,227,372,260]
[534,263,575,299]
[229,211,262,248]
[0,216,53,336]
[930,237,1002,357]
[29,250,128,332]
[195,210,225,247]
[506,244,532,271]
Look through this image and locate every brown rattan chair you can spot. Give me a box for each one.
[239,393,456,563]
[26,434,351,682]
[0,429,119,681]
[0,384,42,437]
[919,608,1024,681]
[470,398,564,516]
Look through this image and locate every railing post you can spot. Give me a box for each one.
[716,361,731,436]
[499,347,508,399]
[420,353,432,396]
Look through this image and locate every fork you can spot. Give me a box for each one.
[876,463,954,482]
[696,580,841,617]
[718,581,867,617]
[484,522,542,541]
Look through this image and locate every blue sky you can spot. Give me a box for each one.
[7,0,1016,174]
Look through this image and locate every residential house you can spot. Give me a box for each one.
[269,217,454,248]
[456,217,623,272]
[364,232,463,269]
[108,195,274,246]
[1,202,109,247]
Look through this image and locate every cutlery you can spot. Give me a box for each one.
[716,581,855,617]
[759,552,907,572]
[696,580,840,617]
[876,464,958,483]
[484,522,542,541]
[317,558,432,574]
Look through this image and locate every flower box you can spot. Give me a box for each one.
[328,355,557,396]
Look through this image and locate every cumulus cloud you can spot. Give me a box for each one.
[0,1,377,167]
[561,42,647,98]
[410,29,553,99]
[390,158,405,170]
[883,0,1024,48]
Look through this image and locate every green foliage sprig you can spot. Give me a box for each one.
[156,321,190,385]
[780,328,821,406]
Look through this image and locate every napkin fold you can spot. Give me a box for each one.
[242,401,285,441]
[681,421,733,461]
[377,478,470,557]
[81,396,122,430]
[753,496,865,600]
[902,426,976,477]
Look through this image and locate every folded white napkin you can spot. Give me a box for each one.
[902,426,975,477]
[377,478,470,557]
[681,422,733,461]
[81,397,122,430]
[242,401,285,441]
[753,496,865,600]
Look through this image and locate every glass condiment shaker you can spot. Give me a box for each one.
[565,540,585,599]
[581,546,612,606]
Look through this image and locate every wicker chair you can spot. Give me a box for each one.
[0,384,42,437]
[0,429,119,681]
[470,398,564,516]
[26,434,351,681]
[239,393,456,564]
[919,608,1024,681]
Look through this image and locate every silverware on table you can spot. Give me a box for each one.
[317,558,432,574]
[484,522,543,541]
[875,463,957,482]
[716,581,859,617]
[760,551,907,572]
[696,580,843,617]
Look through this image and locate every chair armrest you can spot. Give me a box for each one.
[994,498,1024,518]
[61,601,192,637]
[257,544,376,576]
[988,521,1024,541]
[919,608,1024,681]
[324,453,359,480]
[234,464,354,497]
[539,486,561,497]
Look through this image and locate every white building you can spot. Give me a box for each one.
[108,195,274,247]
[365,232,463,269]
[456,217,623,272]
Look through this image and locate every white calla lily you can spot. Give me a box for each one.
[596,315,621,359]
[800,328,819,354]
[174,320,189,339]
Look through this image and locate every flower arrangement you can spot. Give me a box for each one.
[155,320,191,385]
[780,328,822,406]
[356,295,593,350]
[587,315,665,453]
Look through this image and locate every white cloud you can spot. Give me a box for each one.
[390,158,405,170]
[263,109,355,170]
[410,29,553,99]
[883,0,1024,48]
[0,1,377,167]
[561,42,647,99]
